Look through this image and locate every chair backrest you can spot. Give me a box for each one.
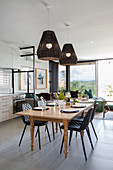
[90,103,98,122]
[22,103,32,124]
[36,93,50,100]
[22,103,32,111]
[80,108,93,130]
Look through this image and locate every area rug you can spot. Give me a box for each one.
[94,111,113,120]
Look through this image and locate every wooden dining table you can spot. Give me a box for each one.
[16,103,93,158]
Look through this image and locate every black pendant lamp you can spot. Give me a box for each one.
[37,30,61,60]
[59,23,77,65]
[59,43,77,65]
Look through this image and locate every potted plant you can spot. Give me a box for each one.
[78,92,83,100]
[56,91,66,100]
[55,91,66,105]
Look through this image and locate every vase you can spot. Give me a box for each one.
[78,96,82,100]
[58,100,64,105]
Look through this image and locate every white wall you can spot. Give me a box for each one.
[0,42,49,93]
[0,42,20,69]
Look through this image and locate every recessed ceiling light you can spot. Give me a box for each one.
[91,41,94,44]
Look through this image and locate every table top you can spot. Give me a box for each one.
[16,103,93,121]
[78,99,95,103]
[103,100,113,102]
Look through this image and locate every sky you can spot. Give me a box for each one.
[59,64,95,81]
[70,65,95,81]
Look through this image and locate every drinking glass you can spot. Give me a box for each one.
[54,99,58,106]
[42,100,46,110]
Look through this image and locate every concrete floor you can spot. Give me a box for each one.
[0,117,113,170]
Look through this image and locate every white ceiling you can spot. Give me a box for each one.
[0,0,113,61]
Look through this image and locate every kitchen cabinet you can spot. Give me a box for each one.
[0,95,19,122]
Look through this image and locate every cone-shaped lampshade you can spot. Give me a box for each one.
[59,43,77,65]
[37,30,61,60]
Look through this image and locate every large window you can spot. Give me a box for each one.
[98,60,113,99]
[0,69,12,93]
[59,65,66,90]
[70,64,95,95]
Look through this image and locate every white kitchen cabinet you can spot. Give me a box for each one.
[0,95,20,122]
[0,95,13,122]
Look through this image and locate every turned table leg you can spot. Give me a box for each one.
[30,116,34,151]
[56,122,58,133]
[82,130,84,136]
[63,120,69,158]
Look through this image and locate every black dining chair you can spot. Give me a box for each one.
[60,108,94,161]
[71,103,98,140]
[37,99,61,140]
[19,103,51,150]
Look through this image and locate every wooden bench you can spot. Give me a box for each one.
[103,100,113,118]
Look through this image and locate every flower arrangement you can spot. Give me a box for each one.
[65,97,79,104]
[78,92,83,97]
[73,98,79,103]
[78,92,83,100]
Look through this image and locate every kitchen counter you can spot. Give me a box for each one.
[0,93,25,97]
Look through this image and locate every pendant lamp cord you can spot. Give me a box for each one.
[66,25,70,43]
[48,9,50,29]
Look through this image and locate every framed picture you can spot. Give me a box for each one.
[36,68,47,89]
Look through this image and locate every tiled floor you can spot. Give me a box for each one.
[0,116,113,170]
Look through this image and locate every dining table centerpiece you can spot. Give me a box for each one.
[78,92,83,100]
[65,97,79,105]
[56,91,66,105]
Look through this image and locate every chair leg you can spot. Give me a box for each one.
[37,126,41,150]
[80,131,87,161]
[60,136,64,154]
[45,125,47,131]
[19,124,27,146]
[46,124,51,142]
[69,130,73,145]
[58,123,62,134]
[86,127,94,149]
[52,122,55,140]
[91,122,98,140]
[76,131,78,137]
[35,127,39,138]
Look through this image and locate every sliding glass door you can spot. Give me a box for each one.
[98,60,113,99]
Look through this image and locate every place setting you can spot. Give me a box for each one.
[33,98,50,111]
[46,102,59,107]
[71,104,86,108]
[33,106,49,111]
[60,108,79,113]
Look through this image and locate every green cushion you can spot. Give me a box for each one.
[85,89,93,98]
[26,94,34,98]
[89,89,94,98]
[105,105,113,110]
[94,100,103,112]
